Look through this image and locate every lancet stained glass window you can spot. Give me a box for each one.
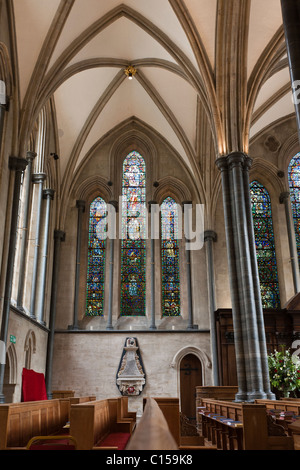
[288,153,300,269]
[86,197,107,316]
[161,197,180,316]
[120,151,146,316]
[250,181,280,309]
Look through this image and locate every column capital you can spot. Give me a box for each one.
[8,156,28,172]
[43,189,55,200]
[215,156,228,171]
[182,200,192,212]
[32,172,46,184]
[227,151,248,169]
[204,230,217,242]
[26,151,37,162]
[279,191,290,204]
[76,200,85,212]
[148,200,157,212]
[109,200,119,212]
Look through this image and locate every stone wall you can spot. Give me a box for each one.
[51,331,212,416]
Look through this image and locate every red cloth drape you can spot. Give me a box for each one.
[22,368,48,401]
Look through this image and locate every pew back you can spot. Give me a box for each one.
[200,399,294,450]
[70,399,133,450]
[0,399,67,449]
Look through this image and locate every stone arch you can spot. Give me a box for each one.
[24,330,36,370]
[170,346,211,384]
[4,344,17,402]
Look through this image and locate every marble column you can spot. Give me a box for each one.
[45,230,65,399]
[148,201,157,330]
[281,0,300,142]
[280,191,300,294]
[229,152,266,399]
[242,157,275,400]
[0,81,7,149]
[217,152,273,401]
[37,189,55,325]
[70,200,85,330]
[29,172,46,319]
[204,230,219,385]
[107,200,118,331]
[216,156,248,401]
[17,151,37,309]
[0,157,28,403]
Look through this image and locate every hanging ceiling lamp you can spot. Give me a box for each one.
[124,65,137,80]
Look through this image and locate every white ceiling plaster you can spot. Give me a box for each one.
[75,78,191,175]
[247,0,283,79]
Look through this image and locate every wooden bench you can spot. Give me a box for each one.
[0,399,70,450]
[199,398,294,450]
[69,398,134,450]
[142,397,209,449]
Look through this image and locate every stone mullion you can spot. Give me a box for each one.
[204,230,219,385]
[45,229,65,399]
[280,191,300,294]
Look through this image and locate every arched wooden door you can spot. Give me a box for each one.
[179,354,202,423]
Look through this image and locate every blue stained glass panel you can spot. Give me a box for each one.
[161,197,180,316]
[86,197,107,316]
[250,181,280,309]
[288,153,300,269]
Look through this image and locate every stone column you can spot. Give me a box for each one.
[29,172,46,319]
[217,152,273,401]
[229,152,266,399]
[242,157,275,400]
[0,81,7,149]
[0,157,28,403]
[281,0,300,142]
[280,191,300,294]
[70,200,85,330]
[45,230,65,399]
[107,200,118,331]
[204,230,219,385]
[216,156,248,401]
[17,151,37,309]
[37,189,55,325]
[148,201,157,330]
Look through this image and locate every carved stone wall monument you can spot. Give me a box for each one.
[116,337,146,396]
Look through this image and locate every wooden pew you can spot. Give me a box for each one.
[127,398,178,450]
[143,397,208,449]
[69,399,134,450]
[199,398,294,450]
[0,399,69,450]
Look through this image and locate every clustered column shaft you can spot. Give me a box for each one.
[216,152,275,401]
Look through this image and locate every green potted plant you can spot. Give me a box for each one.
[268,348,300,398]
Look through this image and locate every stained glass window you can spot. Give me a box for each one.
[250,181,280,309]
[161,197,180,316]
[86,197,107,316]
[288,153,300,269]
[120,151,146,316]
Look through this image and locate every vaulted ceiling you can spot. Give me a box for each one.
[12,0,295,192]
